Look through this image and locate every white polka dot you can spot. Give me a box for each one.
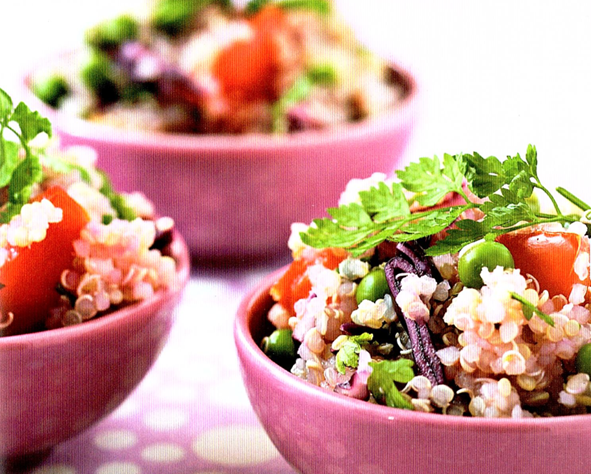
[94,429,138,450]
[95,462,141,474]
[143,407,187,431]
[207,378,251,409]
[141,443,186,462]
[31,465,76,474]
[192,425,279,465]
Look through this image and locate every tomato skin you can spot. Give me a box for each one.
[496,229,591,298]
[271,248,347,315]
[212,5,287,102]
[0,187,90,336]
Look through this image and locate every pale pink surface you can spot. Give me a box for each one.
[22,59,418,261]
[234,267,591,474]
[0,232,190,460]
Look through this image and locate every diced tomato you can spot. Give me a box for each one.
[271,248,348,315]
[0,187,90,336]
[496,229,591,298]
[212,5,287,102]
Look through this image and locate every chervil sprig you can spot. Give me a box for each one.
[301,145,588,257]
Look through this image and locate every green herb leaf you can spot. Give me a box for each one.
[9,102,52,144]
[0,88,12,118]
[335,333,373,374]
[98,170,137,221]
[300,146,583,258]
[0,88,52,223]
[367,359,415,410]
[510,292,554,327]
[42,153,93,184]
[397,154,464,207]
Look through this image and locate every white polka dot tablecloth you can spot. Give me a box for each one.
[16,268,297,474]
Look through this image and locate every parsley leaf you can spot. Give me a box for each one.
[335,333,373,374]
[367,359,415,410]
[301,145,589,258]
[0,88,52,223]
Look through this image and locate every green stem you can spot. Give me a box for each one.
[535,182,563,217]
[556,186,591,212]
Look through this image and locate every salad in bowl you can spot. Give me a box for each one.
[0,86,185,337]
[29,0,408,134]
[259,145,591,418]
[0,88,189,461]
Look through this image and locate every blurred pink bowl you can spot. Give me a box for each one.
[21,59,418,263]
[234,267,591,474]
[0,231,190,463]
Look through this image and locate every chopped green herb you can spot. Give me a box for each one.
[272,74,312,133]
[335,333,373,374]
[301,145,589,257]
[367,359,415,410]
[0,88,52,223]
[510,292,554,327]
[272,64,337,133]
[98,170,137,221]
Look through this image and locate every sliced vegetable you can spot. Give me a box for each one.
[270,247,347,314]
[0,187,90,336]
[497,229,591,298]
[212,5,287,102]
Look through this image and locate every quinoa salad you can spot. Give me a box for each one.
[30,0,408,134]
[0,89,179,337]
[263,146,591,418]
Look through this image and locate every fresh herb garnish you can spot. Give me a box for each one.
[272,64,337,133]
[0,88,136,223]
[335,333,373,374]
[98,170,137,221]
[367,359,415,410]
[302,145,588,257]
[0,88,52,223]
[510,292,555,327]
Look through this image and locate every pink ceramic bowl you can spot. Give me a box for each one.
[0,231,190,463]
[21,60,417,263]
[235,267,591,474]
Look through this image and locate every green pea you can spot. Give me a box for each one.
[457,240,515,289]
[576,343,591,377]
[356,268,390,304]
[31,74,69,108]
[85,15,139,50]
[261,329,296,369]
[80,51,120,103]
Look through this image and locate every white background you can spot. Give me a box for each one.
[1,0,590,197]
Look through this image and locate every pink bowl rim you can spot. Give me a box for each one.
[21,52,418,154]
[235,265,591,431]
[0,230,190,348]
